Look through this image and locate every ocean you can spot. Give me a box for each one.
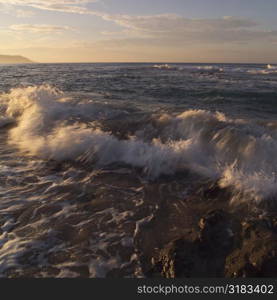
[0,62,277,277]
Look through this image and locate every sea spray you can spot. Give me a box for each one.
[1,85,277,203]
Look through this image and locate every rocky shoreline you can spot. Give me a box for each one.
[135,182,277,278]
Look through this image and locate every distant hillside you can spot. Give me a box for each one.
[0,55,33,64]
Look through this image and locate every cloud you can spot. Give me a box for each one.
[0,0,96,5]
[5,0,274,46]
[97,14,277,46]
[15,9,35,17]
[0,0,99,15]
[1,1,277,62]
[9,23,72,33]
[104,14,259,33]
[0,0,276,45]
[0,3,35,17]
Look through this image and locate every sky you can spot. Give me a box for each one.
[1,0,277,63]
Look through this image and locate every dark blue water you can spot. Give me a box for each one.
[1,63,277,119]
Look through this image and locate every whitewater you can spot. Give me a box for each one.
[0,62,277,277]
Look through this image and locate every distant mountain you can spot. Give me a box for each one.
[0,55,34,64]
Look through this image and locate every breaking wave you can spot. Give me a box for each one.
[1,85,277,204]
[196,65,224,72]
[247,64,277,75]
[267,64,277,70]
[153,64,176,70]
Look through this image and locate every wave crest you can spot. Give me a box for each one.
[1,85,277,204]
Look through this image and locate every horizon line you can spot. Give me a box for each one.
[2,61,275,65]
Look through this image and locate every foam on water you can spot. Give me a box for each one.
[196,65,224,72]
[267,64,277,70]
[152,64,177,70]
[1,85,277,204]
[247,64,277,75]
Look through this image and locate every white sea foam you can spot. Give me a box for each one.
[196,65,223,72]
[153,64,175,70]
[248,65,277,75]
[267,64,277,70]
[1,85,277,203]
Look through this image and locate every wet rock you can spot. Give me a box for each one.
[225,218,277,277]
[150,210,236,278]
[152,239,202,278]
[153,213,277,278]
[198,210,236,256]
[196,181,231,203]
